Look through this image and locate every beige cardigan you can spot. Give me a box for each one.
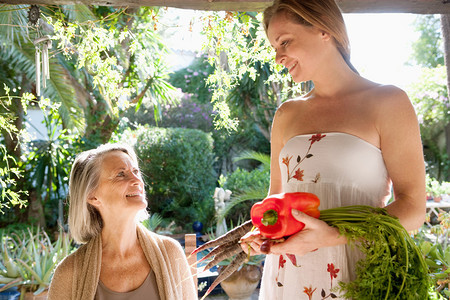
[48,225,197,300]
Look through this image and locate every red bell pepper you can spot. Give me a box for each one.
[250,192,320,239]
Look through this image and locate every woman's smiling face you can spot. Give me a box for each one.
[90,151,147,213]
[267,11,330,83]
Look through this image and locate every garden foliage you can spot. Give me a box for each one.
[219,151,270,225]
[408,66,450,180]
[133,126,216,230]
[0,227,73,295]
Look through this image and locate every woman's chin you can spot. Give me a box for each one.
[291,74,307,84]
[136,198,148,209]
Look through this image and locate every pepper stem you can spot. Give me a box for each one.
[262,209,278,226]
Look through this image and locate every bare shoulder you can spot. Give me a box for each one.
[275,96,308,118]
[370,84,411,106]
[367,84,416,123]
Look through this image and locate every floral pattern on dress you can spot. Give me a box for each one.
[278,134,342,298]
[276,254,341,298]
[282,133,326,183]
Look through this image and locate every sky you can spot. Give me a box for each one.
[162,9,426,89]
[344,13,422,89]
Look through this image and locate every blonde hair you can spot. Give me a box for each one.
[68,143,140,244]
[263,0,358,74]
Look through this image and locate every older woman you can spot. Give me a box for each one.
[48,143,197,300]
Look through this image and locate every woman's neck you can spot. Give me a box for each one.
[313,60,362,98]
[101,219,139,257]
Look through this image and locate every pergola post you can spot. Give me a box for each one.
[439,14,450,181]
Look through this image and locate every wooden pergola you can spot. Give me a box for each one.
[0,0,449,14]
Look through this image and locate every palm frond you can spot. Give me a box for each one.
[62,5,97,23]
[217,187,266,222]
[233,150,270,171]
[45,57,85,131]
[0,5,31,47]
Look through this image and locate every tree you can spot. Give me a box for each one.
[408,66,449,180]
[408,14,450,180]
[440,14,450,181]
[201,11,306,133]
[50,6,177,147]
[409,15,444,68]
[0,86,30,214]
[0,5,177,226]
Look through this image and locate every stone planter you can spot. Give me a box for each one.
[219,264,262,300]
[23,291,48,300]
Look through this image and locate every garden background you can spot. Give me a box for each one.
[0,5,449,299]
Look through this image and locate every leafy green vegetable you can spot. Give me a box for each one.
[320,205,431,299]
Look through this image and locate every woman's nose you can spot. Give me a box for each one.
[131,173,143,185]
[275,51,285,66]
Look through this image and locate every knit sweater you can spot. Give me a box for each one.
[48,225,197,300]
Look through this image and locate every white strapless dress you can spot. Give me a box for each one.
[259,132,392,300]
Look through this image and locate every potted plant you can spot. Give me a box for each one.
[0,231,22,300]
[415,210,450,298]
[217,254,264,300]
[198,224,264,300]
[0,228,73,300]
[426,175,447,203]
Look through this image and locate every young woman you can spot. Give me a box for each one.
[48,144,197,300]
[241,0,426,298]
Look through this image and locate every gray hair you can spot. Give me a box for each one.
[68,143,141,244]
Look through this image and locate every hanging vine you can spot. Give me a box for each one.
[200,11,304,131]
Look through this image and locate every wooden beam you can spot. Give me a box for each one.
[0,0,449,14]
[0,0,273,11]
[337,0,450,14]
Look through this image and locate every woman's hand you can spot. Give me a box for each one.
[240,228,267,256]
[268,209,347,256]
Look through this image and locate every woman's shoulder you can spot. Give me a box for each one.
[54,243,89,275]
[359,81,407,101]
[48,243,89,298]
[366,84,419,135]
[138,226,184,252]
[365,84,413,113]
[276,95,308,116]
[372,83,407,96]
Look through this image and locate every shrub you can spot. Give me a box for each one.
[133,126,216,231]
[223,167,269,195]
[221,166,270,225]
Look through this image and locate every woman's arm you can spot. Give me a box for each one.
[268,103,288,196]
[240,105,286,255]
[376,86,426,231]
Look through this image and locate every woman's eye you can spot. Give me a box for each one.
[281,40,288,47]
[133,169,140,175]
[117,171,125,177]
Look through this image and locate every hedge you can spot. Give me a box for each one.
[134,126,216,230]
